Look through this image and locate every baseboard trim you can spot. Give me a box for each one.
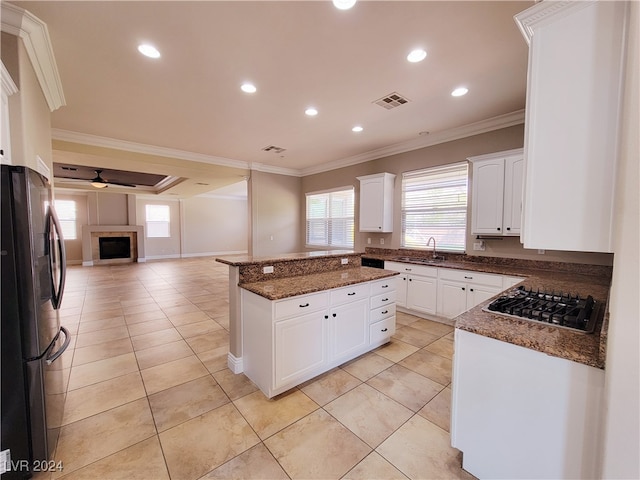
[82,260,94,267]
[227,353,243,374]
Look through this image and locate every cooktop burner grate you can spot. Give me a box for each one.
[483,286,600,334]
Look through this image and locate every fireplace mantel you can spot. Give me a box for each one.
[81,225,145,266]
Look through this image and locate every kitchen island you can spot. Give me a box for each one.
[216,251,398,396]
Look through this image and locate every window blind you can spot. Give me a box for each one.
[401,162,468,252]
[306,187,354,248]
[145,204,171,238]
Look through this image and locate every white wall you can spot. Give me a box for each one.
[601,2,640,478]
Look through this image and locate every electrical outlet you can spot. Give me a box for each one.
[538,249,545,254]
[380,238,385,245]
[473,241,486,251]
[263,265,274,273]
[367,238,371,244]
[341,258,348,265]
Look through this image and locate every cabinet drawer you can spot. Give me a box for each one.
[385,261,437,278]
[275,291,329,319]
[370,277,396,296]
[438,268,503,288]
[370,317,396,345]
[370,290,396,309]
[330,282,370,306]
[370,303,396,323]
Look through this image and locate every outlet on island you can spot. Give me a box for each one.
[263,265,274,274]
[341,258,348,265]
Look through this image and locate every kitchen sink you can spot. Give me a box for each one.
[393,256,446,264]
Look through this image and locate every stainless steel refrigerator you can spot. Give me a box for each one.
[1,164,69,479]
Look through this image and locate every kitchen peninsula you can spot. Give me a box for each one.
[215,251,398,397]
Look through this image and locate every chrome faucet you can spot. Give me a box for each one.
[426,236,437,258]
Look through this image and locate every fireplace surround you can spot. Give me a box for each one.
[82,225,145,266]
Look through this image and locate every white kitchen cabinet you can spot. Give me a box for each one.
[242,277,396,398]
[384,261,437,315]
[357,173,395,232]
[469,149,524,236]
[515,1,627,253]
[1,62,18,165]
[451,328,604,479]
[437,268,503,319]
[328,295,369,364]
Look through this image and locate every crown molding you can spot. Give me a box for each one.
[299,109,525,176]
[1,2,65,111]
[52,128,250,170]
[514,0,593,45]
[249,162,301,177]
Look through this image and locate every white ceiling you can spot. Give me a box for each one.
[11,0,532,195]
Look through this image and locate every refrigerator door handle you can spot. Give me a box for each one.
[47,206,66,310]
[45,326,70,365]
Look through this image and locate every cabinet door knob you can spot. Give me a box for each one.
[324,315,328,319]
[409,278,412,282]
[332,313,337,317]
[299,303,310,308]
[470,288,474,292]
[462,287,465,291]
[506,227,511,231]
[497,227,501,231]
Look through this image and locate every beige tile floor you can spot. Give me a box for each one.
[47,257,475,480]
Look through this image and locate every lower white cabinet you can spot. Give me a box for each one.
[437,269,503,319]
[242,277,396,398]
[452,329,604,479]
[384,261,437,315]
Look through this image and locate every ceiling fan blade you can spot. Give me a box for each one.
[104,180,137,188]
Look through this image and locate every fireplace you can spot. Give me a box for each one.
[99,236,131,260]
[82,225,145,266]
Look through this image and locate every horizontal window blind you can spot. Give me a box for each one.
[306,188,354,248]
[49,200,77,240]
[146,204,171,238]
[401,162,468,252]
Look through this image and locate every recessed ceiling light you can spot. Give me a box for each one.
[137,44,160,59]
[241,83,257,93]
[305,107,318,116]
[451,87,469,97]
[333,0,357,10]
[352,126,363,132]
[407,49,427,63]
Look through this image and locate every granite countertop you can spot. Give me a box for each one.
[240,266,399,300]
[216,250,358,266]
[364,249,612,369]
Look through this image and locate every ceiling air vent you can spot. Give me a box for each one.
[262,145,286,154]
[373,92,410,110]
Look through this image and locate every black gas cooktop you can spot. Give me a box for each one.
[484,286,600,334]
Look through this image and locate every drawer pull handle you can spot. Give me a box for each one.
[381,328,388,332]
[347,292,356,296]
[299,303,310,308]
[381,285,389,288]
[405,268,412,271]
[464,276,473,279]
[381,310,388,314]
[381,298,389,302]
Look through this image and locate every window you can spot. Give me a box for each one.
[306,187,354,248]
[52,200,77,240]
[145,204,170,238]
[401,162,468,252]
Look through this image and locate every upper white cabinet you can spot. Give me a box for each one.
[357,173,395,232]
[515,1,628,253]
[1,62,18,165]
[469,149,524,236]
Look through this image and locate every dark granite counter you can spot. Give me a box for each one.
[240,266,398,300]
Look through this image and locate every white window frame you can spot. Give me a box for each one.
[305,186,355,249]
[401,162,469,252]
[50,200,77,240]
[145,204,171,238]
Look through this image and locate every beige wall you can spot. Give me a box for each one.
[250,170,301,256]
[182,195,248,256]
[301,124,612,266]
[601,1,640,477]
[2,32,53,176]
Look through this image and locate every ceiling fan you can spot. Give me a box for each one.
[89,170,136,189]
